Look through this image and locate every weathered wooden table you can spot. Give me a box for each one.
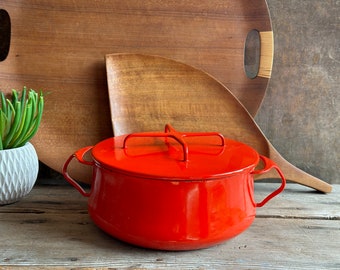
[0,183,339,269]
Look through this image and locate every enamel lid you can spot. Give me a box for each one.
[91,124,259,181]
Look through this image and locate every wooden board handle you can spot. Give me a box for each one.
[0,9,11,62]
[255,142,332,193]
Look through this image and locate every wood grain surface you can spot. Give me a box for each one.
[0,0,272,182]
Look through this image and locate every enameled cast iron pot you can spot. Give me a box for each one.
[63,124,286,250]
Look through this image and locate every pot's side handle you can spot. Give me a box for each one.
[251,155,286,207]
[62,146,94,197]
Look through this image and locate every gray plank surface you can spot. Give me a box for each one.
[0,184,339,269]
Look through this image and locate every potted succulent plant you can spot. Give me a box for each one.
[0,86,44,205]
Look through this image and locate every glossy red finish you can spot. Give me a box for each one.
[63,125,285,250]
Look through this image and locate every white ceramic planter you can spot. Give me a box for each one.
[0,142,39,205]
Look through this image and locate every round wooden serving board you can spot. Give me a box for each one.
[0,0,272,183]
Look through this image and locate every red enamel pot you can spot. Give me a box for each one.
[63,124,285,250]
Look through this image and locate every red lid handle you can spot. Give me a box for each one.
[123,124,225,161]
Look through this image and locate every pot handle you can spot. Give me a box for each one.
[251,155,286,207]
[62,146,94,197]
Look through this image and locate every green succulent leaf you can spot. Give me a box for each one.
[0,92,7,115]
[0,87,44,150]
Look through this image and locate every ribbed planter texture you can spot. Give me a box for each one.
[0,142,39,205]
